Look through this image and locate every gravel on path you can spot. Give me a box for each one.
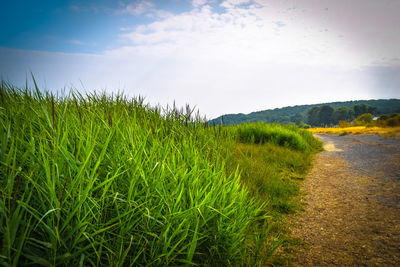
[290,134,400,266]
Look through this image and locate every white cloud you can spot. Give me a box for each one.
[220,0,251,8]
[120,1,154,15]
[192,0,209,8]
[116,3,363,67]
[115,1,172,19]
[274,21,285,28]
[2,0,400,118]
[120,27,132,32]
[69,39,87,46]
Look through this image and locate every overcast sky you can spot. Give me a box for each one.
[1,0,399,119]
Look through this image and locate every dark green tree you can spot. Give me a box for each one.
[307,107,320,126]
[290,114,303,123]
[368,106,378,115]
[354,104,365,116]
[318,105,334,125]
[333,106,353,123]
[354,104,377,117]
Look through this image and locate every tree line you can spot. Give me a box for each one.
[209,99,400,126]
[307,104,377,126]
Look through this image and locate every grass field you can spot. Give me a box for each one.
[308,126,400,137]
[0,82,321,266]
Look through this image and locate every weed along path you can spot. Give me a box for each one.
[290,134,400,266]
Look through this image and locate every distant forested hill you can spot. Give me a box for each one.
[209,99,400,125]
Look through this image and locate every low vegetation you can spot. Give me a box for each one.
[308,126,400,136]
[229,122,322,265]
[309,113,400,136]
[234,123,320,153]
[0,81,321,266]
[375,113,400,127]
[230,122,321,214]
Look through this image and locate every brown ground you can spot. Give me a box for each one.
[289,134,400,266]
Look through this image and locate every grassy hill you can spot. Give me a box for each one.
[209,99,400,125]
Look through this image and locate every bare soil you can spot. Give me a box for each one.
[289,134,400,266]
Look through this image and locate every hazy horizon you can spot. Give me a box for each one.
[1,0,400,119]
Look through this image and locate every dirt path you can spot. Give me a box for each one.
[290,134,400,266]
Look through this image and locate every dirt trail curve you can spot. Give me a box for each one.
[291,134,400,266]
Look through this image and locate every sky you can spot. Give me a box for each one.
[1,0,400,119]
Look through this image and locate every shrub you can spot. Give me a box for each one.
[386,116,400,127]
[375,113,400,127]
[339,120,351,128]
[354,113,374,126]
[234,123,321,152]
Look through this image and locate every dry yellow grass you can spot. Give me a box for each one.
[307,126,400,136]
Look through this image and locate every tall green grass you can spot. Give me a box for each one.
[0,81,322,266]
[0,82,270,266]
[229,122,321,216]
[235,122,320,152]
[227,122,322,265]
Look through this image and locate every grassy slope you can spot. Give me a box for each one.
[227,123,322,265]
[0,83,321,266]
